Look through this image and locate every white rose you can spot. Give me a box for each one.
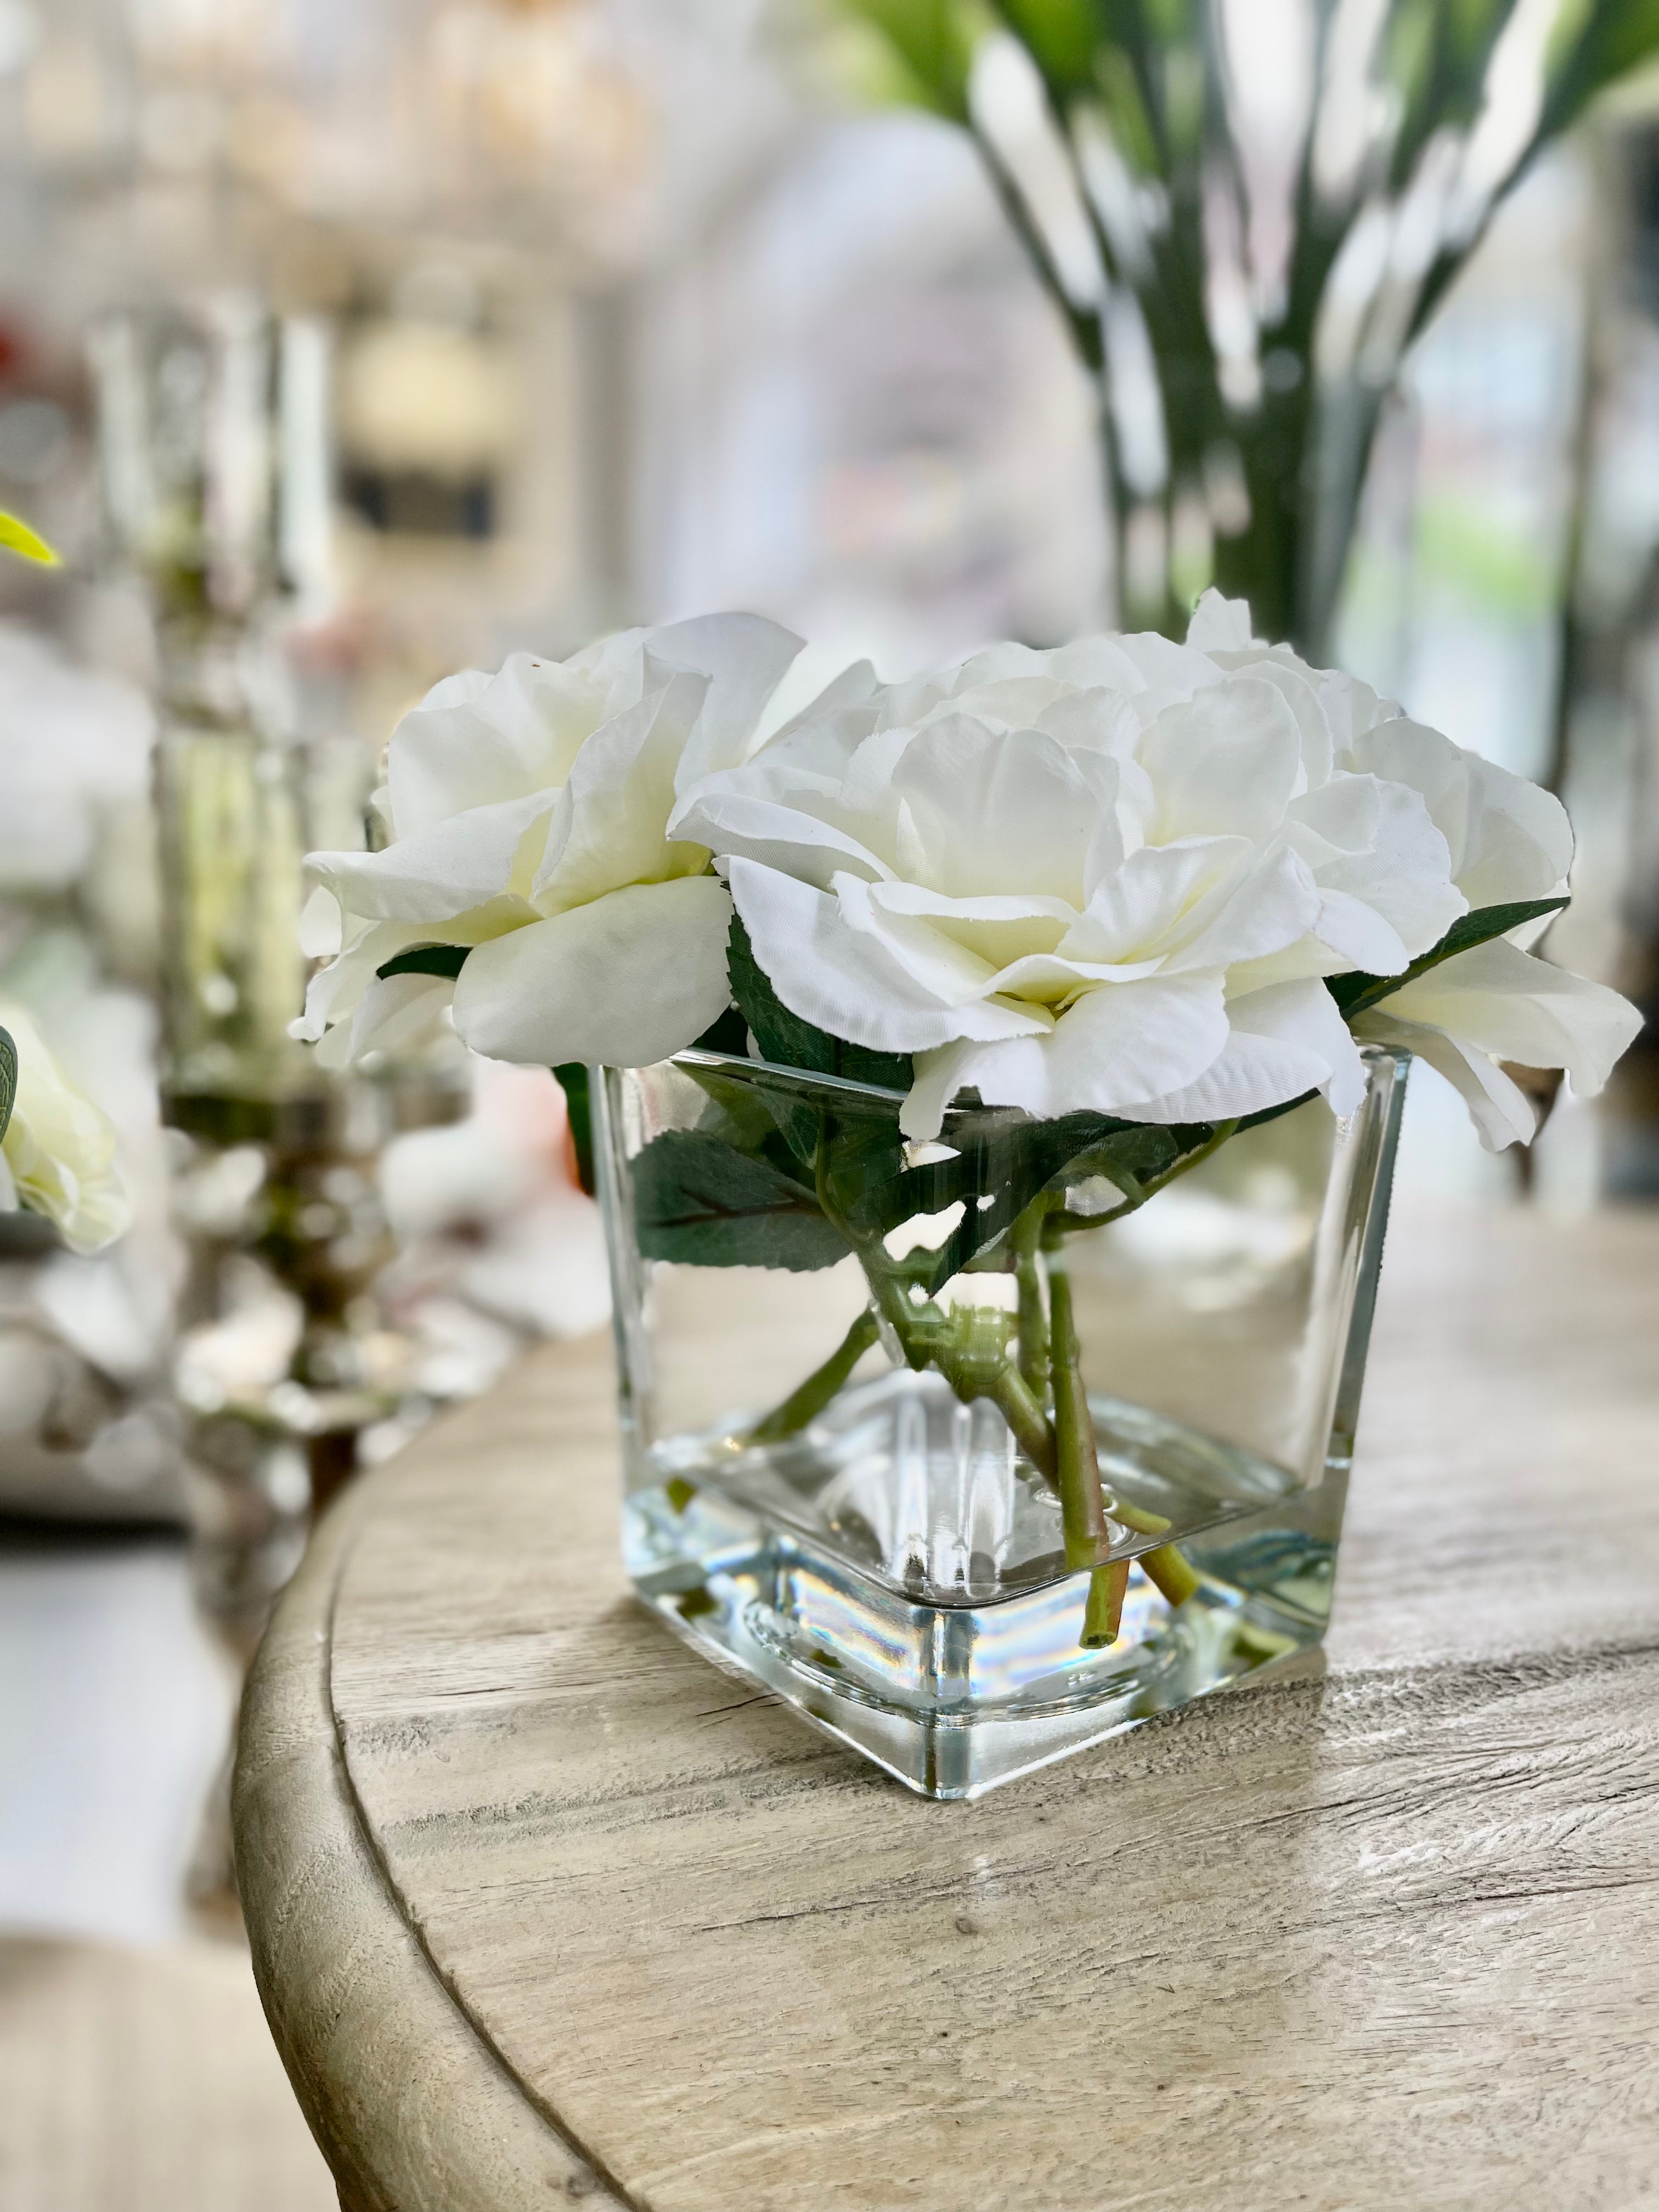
[297,614,802,1070]
[1159,599,1641,1145]
[1177,610,1635,1148]
[1350,939,1641,1147]
[673,596,1468,1139]
[1300,695,1636,1144]
[0,1004,131,1254]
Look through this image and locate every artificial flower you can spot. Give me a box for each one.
[296,615,803,1070]
[1329,699,1638,1143]
[0,1003,130,1254]
[675,593,1639,1146]
[1190,598,1640,1144]
[673,596,1463,1138]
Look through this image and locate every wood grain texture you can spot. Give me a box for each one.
[236,1200,1659,2212]
[232,1468,619,2211]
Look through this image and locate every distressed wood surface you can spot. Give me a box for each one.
[236,1200,1659,2212]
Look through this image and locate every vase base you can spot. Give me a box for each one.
[626,1479,1334,1798]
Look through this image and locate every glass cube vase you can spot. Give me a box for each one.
[595,1047,1408,1799]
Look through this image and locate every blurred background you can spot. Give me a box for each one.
[3,2,1659,2204]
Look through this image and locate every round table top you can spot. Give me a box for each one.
[233,1199,1659,2212]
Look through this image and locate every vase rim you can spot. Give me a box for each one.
[662,1042,1409,1120]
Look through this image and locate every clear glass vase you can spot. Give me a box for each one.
[595,1046,1408,1798]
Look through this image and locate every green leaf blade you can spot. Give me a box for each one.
[841,1108,1201,1295]
[553,1063,596,1197]
[630,1129,848,1272]
[839,0,978,120]
[725,915,913,1093]
[1327,896,1568,1019]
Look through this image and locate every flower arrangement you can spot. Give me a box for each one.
[300,599,1638,1681]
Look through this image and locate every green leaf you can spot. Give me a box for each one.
[691,1005,749,1056]
[552,1063,596,1197]
[0,1025,15,1146]
[838,0,978,120]
[1326,896,1568,1018]
[0,511,59,565]
[726,915,913,1093]
[1542,0,1659,141]
[376,944,470,980]
[630,1129,848,1272]
[994,0,1098,94]
[833,1107,1201,1294]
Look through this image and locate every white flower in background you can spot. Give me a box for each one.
[297,615,803,1070]
[0,625,154,894]
[675,595,1457,1138]
[0,1005,131,1254]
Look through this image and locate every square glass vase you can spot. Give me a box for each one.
[594,1046,1408,1799]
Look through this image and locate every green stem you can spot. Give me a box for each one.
[1140,1545,1200,1609]
[1083,1557,1129,1649]
[1048,1261,1109,1572]
[751,1308,880,1444]
[815,1128,1062,1479]
[812,1125,1200,1634]
[1011,1203,1051,1398]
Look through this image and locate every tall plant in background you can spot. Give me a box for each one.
[830,0,1659,656]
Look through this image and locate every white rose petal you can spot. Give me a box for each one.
[311,791,554,925]
[301,616,802,1067]
[728,858,1049,1056]
[1353,937,1643,1146]
[1184,588,1260,653]
[1347,718,1572,906]
[1130,978,1369,1125]
[902,972,1230,1140]
[315,970,456,1071]
[645,612,806,787]
[533,667,712,912]
[452,875,736,1069]
[1349,1009,1540,1149]
[1137,677,1306,844]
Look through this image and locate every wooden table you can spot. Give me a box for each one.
[233,1201,1659,2212]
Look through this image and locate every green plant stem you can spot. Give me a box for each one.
[1140,1545,1200,1609]
[1083,1556,1130,1648]
[813,1128,1200,1635]
[869,1263,1058,1479]
[1048,1261,1109,1571]
[1011,1203,1051,1397]
[751,1308,881,1444]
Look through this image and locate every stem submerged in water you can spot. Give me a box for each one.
[751,1307,881,1443]
[1083,1558,1130,1649]
[1139,1544,1201,1610]
[1048,1260,1109,1572]
[1011,1206,1050,1396]
[806,1132,1199,1645]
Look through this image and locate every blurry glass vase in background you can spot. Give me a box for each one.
[91,295,462,1655]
